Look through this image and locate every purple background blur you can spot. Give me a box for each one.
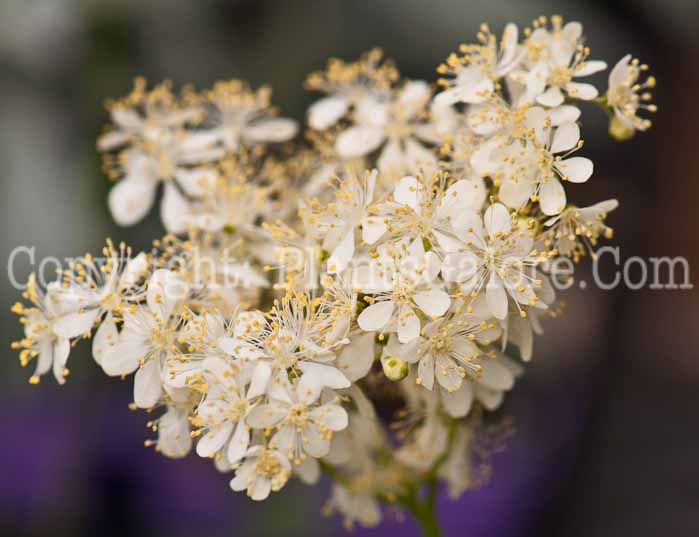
[1,1,698,536]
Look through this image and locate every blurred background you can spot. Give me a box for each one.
[1,0,698,536]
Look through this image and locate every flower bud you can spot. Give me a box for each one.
[380,355,409,381]
[609,116,635,141]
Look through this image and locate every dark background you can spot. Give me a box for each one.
[1,1,698,536]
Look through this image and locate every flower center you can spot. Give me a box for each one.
[255,450,283,479]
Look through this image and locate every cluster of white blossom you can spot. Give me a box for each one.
[12,15,655,531]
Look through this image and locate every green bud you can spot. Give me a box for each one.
[222,224,236,235]
[381,355,409,381]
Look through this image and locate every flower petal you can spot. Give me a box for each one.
[486,273,508,320]
[484,203,511,237]
[53,309,99,339]
[134,359,162,408]
[566,82,598,100]
[108,176,157,227]
[336,126,384,158]
[357,301,394,332]
[550,122,580,154]
[308,96,349,130]
[556,157,593,183]
[539,178,567,216]
[413,288,451,318]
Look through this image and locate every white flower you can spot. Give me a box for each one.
[474,121,593,215]
[442,203,546,319]
[306,48,398,130]
[98,80,224,231]
[327,484,382,529]
[301,169,378,274]
[152,403,193,458]
[335,81,438,177]
[100,269,189,408]
[229,445,292,501]
[356,238,450,342]
[50,246,149,365]
[220,294,351,400]
[607,55,656,134]
[12,275,72,384]
[363,174,485,251]
[246,374,348,480]
[436,23,522,106]
[544,199,619,259]
[512,16,607,106]
[203,80,297,151]
[384,309,511,417]
[191,357,265,465]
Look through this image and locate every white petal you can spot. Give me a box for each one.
[246,403,287,429]
[51,338,71,384]
[53,309,99,339]
[357,301,394,332]
[246,362,272,399]
[303,425,331,458]
[536,86,564,107]
[119,252,149,288]
[376,139,404,175]
[393,176,420,212]
[547,105,581,126]
[108,177,157,226]
[539,178,567,216]
[297,362,350,391]
[479,359,515,390]
[441,383,473,418]
[413,288,450,318]
[174,168,216,197]
[438,68,493,104]
[417,354,435,390]
[486,273,508,320]
[574,60,607,77]
[335,126,384,158]
[402,138,437,176]
[308,96,349,130]
[361,217,387,245]
[294,457,320,485]
[556,157,593,183]
[245,118,298,143]
[550,122,580,154]
[609,55,632,89]
[111,107,142,129]
[100,338,148,376]
[499,178,534,209]
[92,312,118,366]
[565,82,598,100]
[499,23,519,68]
[484,203,511,237]
[147,269,188,322]
[250,478,273,501]
[196,421,233,457]
[97,130,130,151]
[327,229,355,274]
[398,80,431,110]
[336,332,375,382]
[474,385,504,410]
[397,306,421,343]
[311,404,348,431]
[160,182,190,234]
[134,359,162,408]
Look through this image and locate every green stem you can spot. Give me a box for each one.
[401,486,442,537]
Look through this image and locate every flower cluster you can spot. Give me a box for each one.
[12,15,655,532]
